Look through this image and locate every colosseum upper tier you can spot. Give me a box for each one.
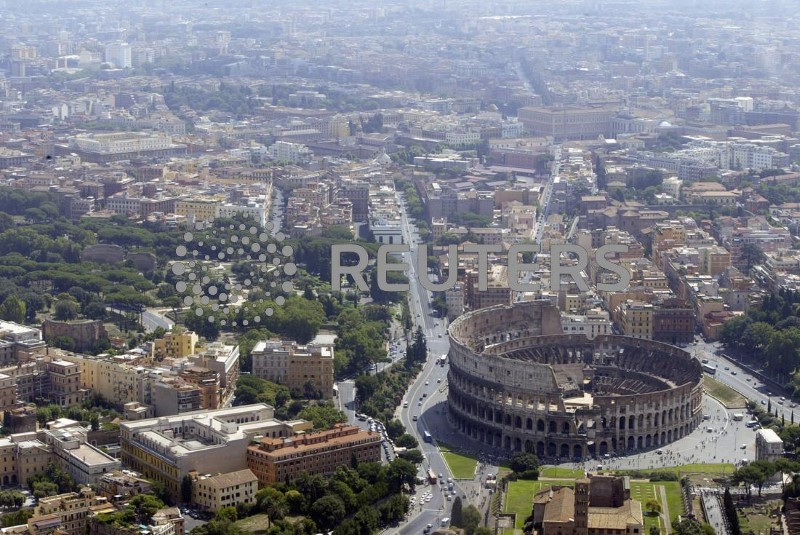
[446,300,703,459]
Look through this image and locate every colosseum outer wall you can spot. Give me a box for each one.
[446,301,703,459]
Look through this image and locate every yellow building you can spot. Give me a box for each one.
[251,341,335,398]
[28,488,109,535]
[0,373,17,413]
[175,199,219,223]
[617,301,654,339]
[55,353,144,407]
[192,469,258,512]
[0,438,17,487]
[153,330,199,360]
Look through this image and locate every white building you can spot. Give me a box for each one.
[266,141,311,164]
[215,203,267,228]
[445,282,465,320]
[44,428,121,486]
[104,42,132,69]
[70,132,174,154]
[120,404,311,500]
[661,176,682,199]
[560,309,612,339]
[755,428,784,461]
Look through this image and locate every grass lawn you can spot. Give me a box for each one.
[625,463,735,477]
[703,375,748,408]
[235,514,271,534]
[437,443,478,479]
[539,466,585,479]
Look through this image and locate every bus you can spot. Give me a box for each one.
[428,469,438,484]
[702,363,716,375]
[423,431,433,443]
[438,355,447,366]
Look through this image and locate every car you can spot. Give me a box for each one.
[448,478,453,483]
[438,333,443,338]
[413,415,418,421]
[724,366,730,370]
[656,449,663,455]
[761,400,767,405]
[403,401,409,408]
[418,401,422,406]
[782,397,786,401]
[791,404,797,408]
[437,378,442,383]
[731,371,737,375]
[439,473,444,479]
[425,381,429,385]
[779,400,784,405]
[741,444,747,449]
[746,377,752,382]
[423,392,427,397]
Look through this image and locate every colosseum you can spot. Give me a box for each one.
[446,301,703,459]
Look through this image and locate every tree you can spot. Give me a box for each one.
[461,505,482,535]
[297,402,347,430]
[387,458,417,492]
[0,296,26,323]
[722,487,741,535]
[451,496,463,527]
[90,414,99,431]
[394,433,418,449]
[181,475,193,503]
[216,506,238,523]
[128,494,165,524]
[385,419,405,439]
[309,495,346,532]
[672,518,714,535]
[740,243,765,270]
[510,452,540,479]
[649,527,661,535]
[644,499,661,516]
[354,374,379,401]
[398,449,424,464]
[54,299,79,321]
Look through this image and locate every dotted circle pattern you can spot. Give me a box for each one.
[171,221,296,327]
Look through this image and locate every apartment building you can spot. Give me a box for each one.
[0,373,17,413]
[28,488,110,535]
[617,301,654,339]
[120,404,310,500]
[251,341,335,398]
[191,469,258,512]
[560,309,612,340]
[190,343,240,404]
[0,321,44,365]
[45,360,84,407]
[153,330,199,360]
[465,265,511,311]
[246,424,381,486]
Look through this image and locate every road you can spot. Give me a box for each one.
[701,491,730,535]
[141,308,175,332]
[692,338,795,420]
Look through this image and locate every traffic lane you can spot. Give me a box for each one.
[703,355,791,412]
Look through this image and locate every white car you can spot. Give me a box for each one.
[425,381,429,385]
